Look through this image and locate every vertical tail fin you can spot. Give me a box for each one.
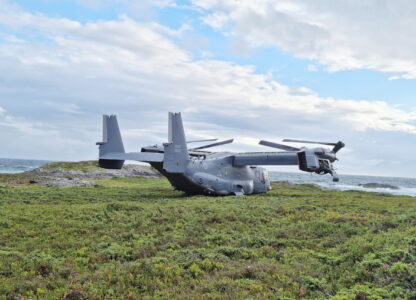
[163,112,189,173]
[96,115,125,169]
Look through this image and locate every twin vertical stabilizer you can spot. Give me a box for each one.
[163,112,190,173]
[96,113,189,171]
[97,115,125,169]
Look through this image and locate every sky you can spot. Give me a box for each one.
[0,0,415,177]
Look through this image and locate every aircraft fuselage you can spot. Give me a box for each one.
[150,152,271,196]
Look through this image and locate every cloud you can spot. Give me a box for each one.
[73,0,176,10]
[41,102,84,115]
[307,64,318,72]
[193,0,416,79]
[0,4,415,175]
[0,107,59,136]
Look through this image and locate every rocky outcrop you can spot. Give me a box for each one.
[358,183,400,190]
[29,164,161,187]
[0,161,161,187]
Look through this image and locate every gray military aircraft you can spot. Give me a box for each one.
[96,112,344,196]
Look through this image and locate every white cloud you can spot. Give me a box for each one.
[193,0,416,79]
[0,108,59,136]
[73,0,176,10]
[0,4,415,175]
[307,64,318,72]
[41,102,84,115]
[201,12,229,29]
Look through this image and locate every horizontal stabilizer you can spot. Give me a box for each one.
[97,114,164,169]
[100,152,164,162]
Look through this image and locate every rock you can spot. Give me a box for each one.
[15,161,162,187]
[358,183,400,190]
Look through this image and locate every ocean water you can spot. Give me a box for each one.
[0,158,51,174]
[269,171,416,197]
[0,158,415,197]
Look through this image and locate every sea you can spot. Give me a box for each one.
[0,158,52,174]
[0,158,415,197]
[269,171,416,197]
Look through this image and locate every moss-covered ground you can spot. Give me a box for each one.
[1,176,416,299]
[41,161,102,173]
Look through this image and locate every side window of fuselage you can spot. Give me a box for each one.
[261,171,269,183]
[255,170,260,182]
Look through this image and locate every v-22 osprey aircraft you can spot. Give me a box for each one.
[96,112,345,196]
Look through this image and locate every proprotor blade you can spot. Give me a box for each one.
[332,141,345,153]
[187,138,218,143]
[259,140,300,152]
[190,138,234,150]
[282,139,337,146]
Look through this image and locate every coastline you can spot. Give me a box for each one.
[0,160,415,197]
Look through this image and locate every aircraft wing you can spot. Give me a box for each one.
[233,152,298,166]
[100,152,164,162]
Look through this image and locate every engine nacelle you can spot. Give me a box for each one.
[297,150,333,175]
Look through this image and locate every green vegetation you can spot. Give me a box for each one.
[0,161,104,187]
[1,175,416,299]
[41,161,102,173]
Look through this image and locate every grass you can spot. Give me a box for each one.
[41,161,102,173]
[0,176,416,299]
